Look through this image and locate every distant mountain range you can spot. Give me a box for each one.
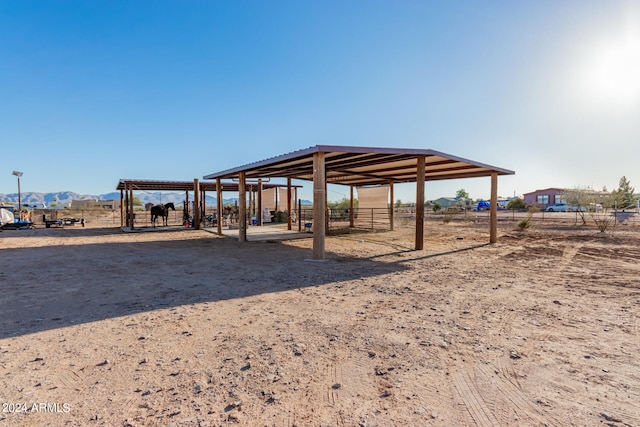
[0,191,311,209]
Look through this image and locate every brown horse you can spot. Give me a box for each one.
[150,202,175,227]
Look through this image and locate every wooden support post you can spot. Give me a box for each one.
[389,181,395,231]
[415,155,425,250]
[294,187,298,226]
[216,177,223,236]
[258,179,263,226]
[349,185,354,228]
[287,177,292,230]
[248,186,252,222]
[193,179,201,230]
[239,172,247,243]
[185,190,189,225]
[202,190,206,226]
[324,179,329,233]
[120,189,124,227]
[313,152,326,259]
[490,172,498,243]
[129,183,135,231]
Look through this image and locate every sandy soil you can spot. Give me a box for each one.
[0,220,639,427]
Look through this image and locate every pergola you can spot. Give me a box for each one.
[204,145,515,259]
[116,179,300,230]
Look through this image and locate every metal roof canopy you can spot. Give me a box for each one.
[116,179,299,192]
[203,145,514,185]
[203,145,515,260]
[116,179,302,231]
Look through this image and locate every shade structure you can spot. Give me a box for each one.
[116,179,301,230]
[204,145,515,259]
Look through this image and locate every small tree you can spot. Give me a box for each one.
[592,192,617,232]
[562,187,592,225]
[432,202,442,212]
[507,198,525,210]
[612,176,635,210]
[563,186,616,232]
[456,189,469,199]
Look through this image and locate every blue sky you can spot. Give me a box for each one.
[1,0,639,202]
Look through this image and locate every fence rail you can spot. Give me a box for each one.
[25,207,640,230]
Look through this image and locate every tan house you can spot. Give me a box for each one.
[70,199,119,210]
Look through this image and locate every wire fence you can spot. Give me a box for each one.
[26,206,640,230]
[417,209,640,228]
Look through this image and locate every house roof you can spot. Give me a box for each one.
[203,145,514,186]
[522,188,565,196]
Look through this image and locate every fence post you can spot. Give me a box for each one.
[371,208,374,230]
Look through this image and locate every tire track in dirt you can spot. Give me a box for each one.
[316,356,377,426]
[558,243,582,271]
[320,360,342,409]
[453,363,565,427]
[452,369,500,426]
[485,362,564,426]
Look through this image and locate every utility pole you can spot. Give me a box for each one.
[12,171,23,212]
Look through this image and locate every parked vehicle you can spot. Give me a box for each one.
[545,203,583,212]
[545,203,575,212]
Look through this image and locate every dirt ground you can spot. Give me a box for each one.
[0,218,639,427]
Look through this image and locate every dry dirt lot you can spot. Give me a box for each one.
[0,219,639,427]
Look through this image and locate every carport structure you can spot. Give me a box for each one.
[204,145,515,259]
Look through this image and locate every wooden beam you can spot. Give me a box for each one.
[490,172,498,243]
[239,171,247,242]
[415,155,425,250]
[202,189,207,226]
[313,152,326,259]
[258,179,263,226]
[193,178,201,230]
[349,185,354,228]
[120,189,124,227]
[389,181,395,231]
[129,183,135,230]
[185,190,189,225]
[287,177,292,230]
[216,177,223,236]
[324,178,329,233]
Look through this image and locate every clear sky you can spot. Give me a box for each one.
[1,0,639,203]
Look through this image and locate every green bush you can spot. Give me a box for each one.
[517,216,531,230]
[507,198,525,210]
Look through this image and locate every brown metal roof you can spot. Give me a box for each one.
[116,180,300,192]
[203,145,514,186]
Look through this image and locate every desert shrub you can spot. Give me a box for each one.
[507,198,525,210]
[443,213,453,224]
[274,211,287,223]
[517,216,532,230]
[591,211,615,232]
[517,210,534,230]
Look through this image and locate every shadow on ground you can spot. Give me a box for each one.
[0,228,409,339]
